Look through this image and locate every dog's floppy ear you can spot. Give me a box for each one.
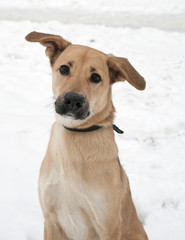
[107,55,146,90]
[25,31,71,65]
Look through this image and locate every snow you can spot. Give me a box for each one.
[0,1,185,240]
[1,0,185,14]
[1,0,185,31]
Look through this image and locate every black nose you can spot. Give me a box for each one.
[63,92,85,112]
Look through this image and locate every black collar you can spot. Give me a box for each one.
[64,125,102,133]
[64,124,124,134]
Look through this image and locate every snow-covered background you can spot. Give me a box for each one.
[0,1,185,240]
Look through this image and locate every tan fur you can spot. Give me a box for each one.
[26,31,148,240]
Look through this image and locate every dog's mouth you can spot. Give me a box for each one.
[55,106,90,120]
[55,92,90,120]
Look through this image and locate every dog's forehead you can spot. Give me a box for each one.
[54,44,108,69]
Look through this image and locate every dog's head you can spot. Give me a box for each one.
[25,32,145,128]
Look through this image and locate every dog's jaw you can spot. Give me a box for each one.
[54,93,115,129]
[54,97,103,128]
[55,112,91,128]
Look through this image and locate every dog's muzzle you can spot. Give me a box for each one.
[55,92,90,120]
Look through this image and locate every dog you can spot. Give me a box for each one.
[25,31,148,240]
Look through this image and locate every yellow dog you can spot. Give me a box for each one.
[26,31,148,240]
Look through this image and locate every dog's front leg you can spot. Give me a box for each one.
[100,229,122,240]
[97,216,122,240]
[99,225,122,240]
[44,220,69,240]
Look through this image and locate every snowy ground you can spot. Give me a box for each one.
[0,1,185,240]
[1,0,185,13]
[1,0,185,31]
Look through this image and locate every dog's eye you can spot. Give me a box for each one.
[59,65,70,75]
[90,73,102,83]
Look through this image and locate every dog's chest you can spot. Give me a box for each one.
[40,171,105,240]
